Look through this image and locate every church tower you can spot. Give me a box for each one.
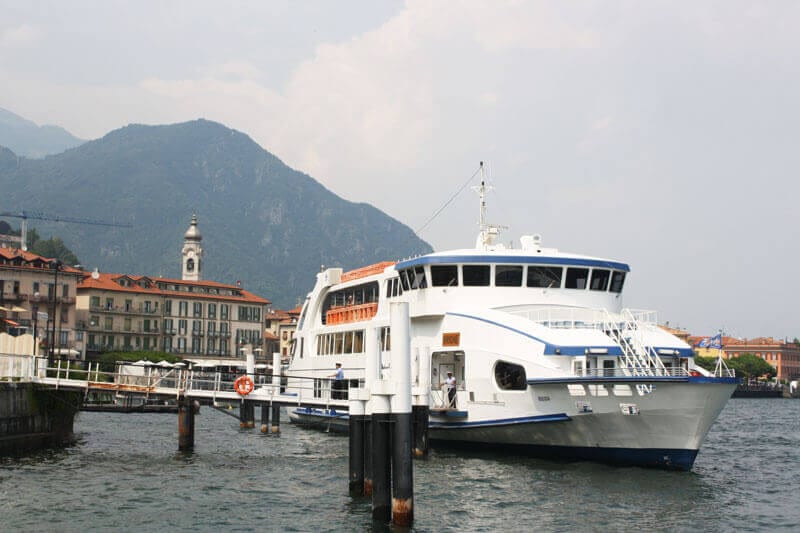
[181,213,203,281]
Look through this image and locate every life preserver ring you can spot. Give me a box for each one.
[234,375,254,395]
[689,370,702,377]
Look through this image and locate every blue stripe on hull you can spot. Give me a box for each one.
[429,439,699,470]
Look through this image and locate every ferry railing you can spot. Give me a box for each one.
[572,366,690,379]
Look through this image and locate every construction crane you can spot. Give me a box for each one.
[0,210,132,251]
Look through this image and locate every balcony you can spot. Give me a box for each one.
[90,304,159,315]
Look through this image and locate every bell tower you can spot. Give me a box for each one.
[181,213,203,281]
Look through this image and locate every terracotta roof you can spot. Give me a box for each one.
[0,247,83,273]
[263,331,279,341]
[78,271,270,304]
[288,304,303,315]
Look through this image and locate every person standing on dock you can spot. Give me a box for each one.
[330,362,345,399]
[445,371,457,408]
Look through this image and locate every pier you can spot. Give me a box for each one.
[1,302,421,527]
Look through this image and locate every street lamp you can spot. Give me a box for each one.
[32,291,39,356]
[49,259,62,363]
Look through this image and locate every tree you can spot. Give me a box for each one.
[726,353,776,380]
[693,354,717,372]
[28,228,80,266]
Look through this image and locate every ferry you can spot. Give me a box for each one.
[286,172,736,470]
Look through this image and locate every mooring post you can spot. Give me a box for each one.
[271,351,281,434]
[239,399,247,428]
[365,324,391,521]
[390,301,413,526]
[413,346,431,458]
[247,400,256,428]
[348,399,366,496]
[260,402,270,433]
[371,406,392,523]
[363,412,373,496]
[363,326,379,497]
[178,396,195,451]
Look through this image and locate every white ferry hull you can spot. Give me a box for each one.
[428,380,735,470]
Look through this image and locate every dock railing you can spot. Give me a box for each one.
[0,352,357,409]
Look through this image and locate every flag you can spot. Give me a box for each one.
[709,333,722,349]
[696,334,723,349]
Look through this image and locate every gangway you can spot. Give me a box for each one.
[1,353,354,411]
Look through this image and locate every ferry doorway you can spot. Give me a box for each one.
[431,350,464,409]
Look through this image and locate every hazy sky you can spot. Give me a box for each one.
[2,1,798,339]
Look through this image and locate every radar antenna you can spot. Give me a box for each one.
[472,161,507,249]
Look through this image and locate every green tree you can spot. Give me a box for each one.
[28,228,80,266]
[693,354,717,372]
[727,353,776,380]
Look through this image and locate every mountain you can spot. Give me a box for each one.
[0,107,85,158]
[0,119,432,307]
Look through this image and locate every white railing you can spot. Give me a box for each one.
[0,352,356,409]
[572,366,690,378]
[506,306,659,332]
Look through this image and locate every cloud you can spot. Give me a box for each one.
[0,24,43,46]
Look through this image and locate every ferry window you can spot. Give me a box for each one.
[565,267,589,289]
[609,271,626,293]
[527,266,563,288]
[495,265,523,287]
[413,266,427,289]
[494,361,527,391]
[344,331,354,353]
[431,265,458,287]
[589,269,610,291]
[400,269,412,291]
[462,265,490,286]
[334,333,344,354]
[353,330,364,353]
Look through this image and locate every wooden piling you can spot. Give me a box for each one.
[390,301,413,526]
[260,402,270,433]
[177,397,195,451]
[271,404,281,434]
[239,399,247,428]
[371,410,392,523]
[412,405,430,458]
[245,400,255,429]
[363,416,373,496]
[348,401,366,496]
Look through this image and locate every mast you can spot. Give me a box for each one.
[472,161,506,249]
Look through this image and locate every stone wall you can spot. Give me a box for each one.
[0,382,79,455]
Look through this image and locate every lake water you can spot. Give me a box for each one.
[1,398,798,531]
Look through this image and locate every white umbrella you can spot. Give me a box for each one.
[157,360,174,368]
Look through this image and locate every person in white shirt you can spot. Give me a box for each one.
[444,371,457,408]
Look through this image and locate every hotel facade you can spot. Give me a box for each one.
[76,215,271,363]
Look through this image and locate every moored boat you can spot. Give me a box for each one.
[285,166,736,469]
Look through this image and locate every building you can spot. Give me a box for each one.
[0,247,83,357]
[264,305,301,362]
[76,215,271,363]
[690,334,800,381]
[722,337,800,381]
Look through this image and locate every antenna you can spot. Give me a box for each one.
[471,161,507,249]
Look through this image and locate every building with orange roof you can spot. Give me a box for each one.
[722,337,800,381]
[690,334,800,380]
[264,306,300,362]
[76,215,272,363]
[0,246,84,356]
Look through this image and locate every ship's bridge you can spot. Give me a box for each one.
[390,247,630,314]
